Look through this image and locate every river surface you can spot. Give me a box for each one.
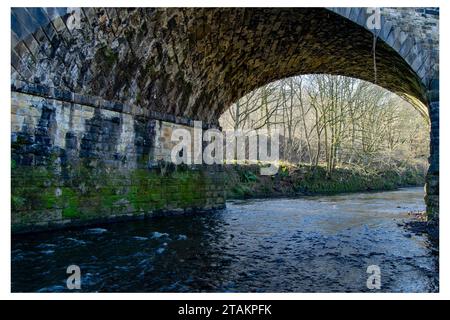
[11,187,438,292]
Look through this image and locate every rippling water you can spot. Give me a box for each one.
[11,187,438,292]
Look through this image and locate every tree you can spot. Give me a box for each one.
[220,74,429,174]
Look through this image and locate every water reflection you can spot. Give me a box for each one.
[11,187,438,292]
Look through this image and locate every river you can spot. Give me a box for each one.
[11,187,438,292]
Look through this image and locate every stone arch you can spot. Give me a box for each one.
[11,8,439,231]
[11,8,437,120]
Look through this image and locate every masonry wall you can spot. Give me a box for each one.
[425,96,439,222]
[11,91,225,233]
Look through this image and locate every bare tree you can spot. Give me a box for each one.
[220,74,429,174]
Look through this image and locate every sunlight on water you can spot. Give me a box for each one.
[11,187,437,292]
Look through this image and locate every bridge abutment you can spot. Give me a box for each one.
[11,85,225,233]
[426,91,439,223]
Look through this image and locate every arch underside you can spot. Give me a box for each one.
[12,8,429,124]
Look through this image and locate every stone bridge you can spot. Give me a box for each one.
[11,7,439,232]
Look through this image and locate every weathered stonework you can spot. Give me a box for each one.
[11,7,439,230]
[11,91,225,233]
[426,99,439,222]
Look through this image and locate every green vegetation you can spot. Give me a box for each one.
[11,160,211,225]
[220,74,430,183]
[226,162,426,199]
[95,46,119,70]
[220,74,430,201]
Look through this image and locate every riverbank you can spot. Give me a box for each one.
[403,210,439,251]
[225,162,427,199]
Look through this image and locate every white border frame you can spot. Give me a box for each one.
[1,0,447,300]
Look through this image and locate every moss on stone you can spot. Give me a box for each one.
[12,155,225,230]
[61,188,79,218]
[95,46,119,71]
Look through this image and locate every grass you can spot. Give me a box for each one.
[225,162,426,199]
